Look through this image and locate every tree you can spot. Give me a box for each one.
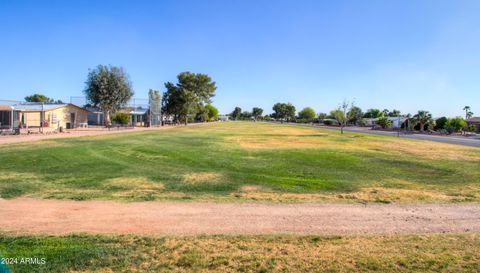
[285,103,296,121]
[445,117,467,133]
[204,104,219,121]
[463,106,474,119]
[162,72,217,125]
[376,117,392,129]
[363,109,383,118]
[382,109,390,117]
[252,107,263,121]
[413,110,433,132]
[318,112,328,121]
[434,117,448,131]
[272,102,296,122]
[388,109,401,117]
[331,100,355,134]
[84,65,134,126]
[241,111,252,120]
[230,107,242,120]
[347,106,363,125]
[297,107,316,122]
[24,93,62,103]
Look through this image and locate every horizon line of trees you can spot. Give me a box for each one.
[227,102,477,134]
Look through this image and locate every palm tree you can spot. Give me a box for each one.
[413,110,433,132]
[463,106,474,119]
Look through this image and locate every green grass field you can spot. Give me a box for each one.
[1,233,479,273]
[0,122,479,203]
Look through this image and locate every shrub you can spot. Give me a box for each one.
[112,113,130,125]
[445,117,466,133]
[435,117,448,130]
[376,117,392,129]
[297,107,316,122]
[467,124,477,133]
[323,119,339,126]
[445,125,455,134]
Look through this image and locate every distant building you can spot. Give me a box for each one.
[362,117,407,129]
[0,102,89,130]
[218,115,229,122]
[466,117,480,133]
[115,107,149,127]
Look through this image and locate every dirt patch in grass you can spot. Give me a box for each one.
[240,185,265,192]
[182,172,223,184]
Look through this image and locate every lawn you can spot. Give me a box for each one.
[0,233,479,272]
[0,122,479,203]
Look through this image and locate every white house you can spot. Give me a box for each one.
[218,115,229,122]
[362,117,407,129]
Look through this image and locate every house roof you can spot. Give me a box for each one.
[12,103,89,112]
[0,105,14,111]
[130,108,148,115]
[467,117,480,123]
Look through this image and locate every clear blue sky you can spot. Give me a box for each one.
[0,0,479,117]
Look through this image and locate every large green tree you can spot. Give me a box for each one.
[272,102,296,122]
[162,72,217,125]
[297,107,316,122]
[347,106,363,125]
[230,107,242,120]
[84,65,134,125]
[252,107,263,121]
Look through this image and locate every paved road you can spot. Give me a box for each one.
[340,127,480,147]
[283,122,480,147]
[1,198,479,235]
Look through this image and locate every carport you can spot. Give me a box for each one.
[0,105,14,130]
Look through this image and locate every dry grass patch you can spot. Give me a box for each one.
[363,138,480,161]
[182,172,223,184]
[2,233,480,272]
[231,182,480,203]
[230,134,480,161]
[0,171,40,182]
[227,135,330,149]
[106,177,165,198]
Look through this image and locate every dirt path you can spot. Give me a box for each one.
[1,198,479,236]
